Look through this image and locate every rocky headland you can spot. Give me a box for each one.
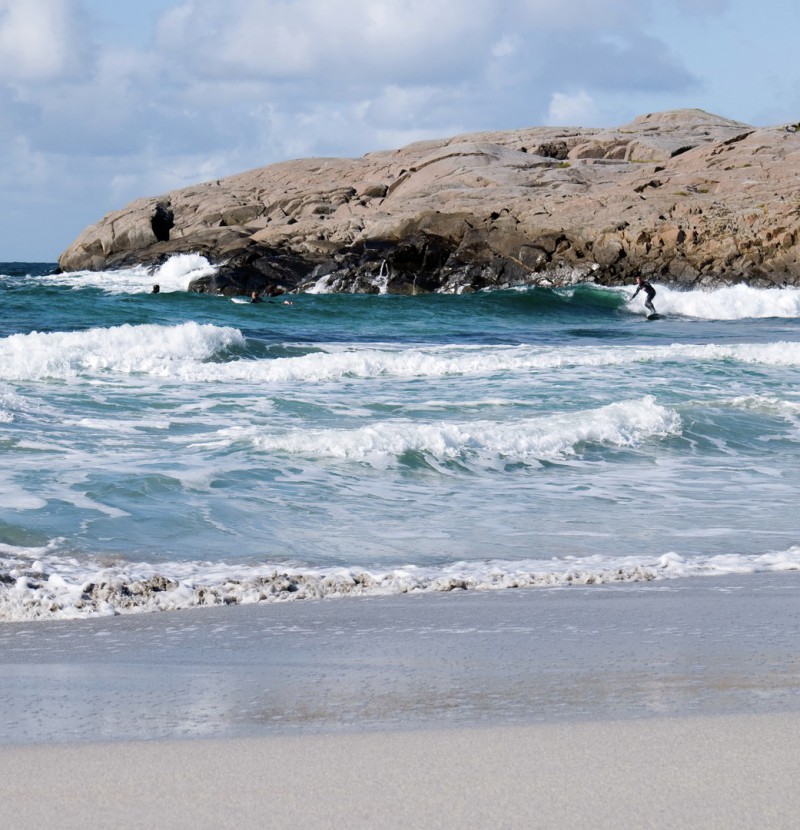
[58,109,800,296]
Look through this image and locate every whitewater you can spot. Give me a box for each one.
[3,256,800,620]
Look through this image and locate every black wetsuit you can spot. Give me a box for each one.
[632,280,656,315]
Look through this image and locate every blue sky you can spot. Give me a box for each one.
[1,0,798,261]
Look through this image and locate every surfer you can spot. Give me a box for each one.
[630,276,656,316]
[250,291,262,303]
[151,284,160,294]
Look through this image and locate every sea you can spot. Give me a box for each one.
[3,254,800,621]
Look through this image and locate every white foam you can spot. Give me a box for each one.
[3,542,800,622]
[0,479,47,509]
[201,396,680,464]
[42,254,217,293]
[0,387,28,422]
[152,254,217,291]
[727,394,800,418]
[7,327,800,385]
[628,282,800,320]
[0,322,244,381]
[155,340,800,383]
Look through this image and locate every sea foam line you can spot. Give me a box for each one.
[202,396,681,462]
[3,546,800,622]
[209,341,800,384]
[5,322,800,384]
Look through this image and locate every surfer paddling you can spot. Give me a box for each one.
[630,276,657,317]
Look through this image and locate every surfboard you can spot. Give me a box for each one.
[646,313,662,320]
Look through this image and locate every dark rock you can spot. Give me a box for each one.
[189,247,319,296]
[151,202,174,242]
[534,140,569,160]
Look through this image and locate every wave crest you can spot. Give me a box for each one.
[630,283,800,320]
[195,396,681,465]
[0,322,244,380]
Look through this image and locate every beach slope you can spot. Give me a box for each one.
[2,574,800,828]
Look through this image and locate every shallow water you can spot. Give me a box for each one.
[3,256,800,619]
[3,574,800,742]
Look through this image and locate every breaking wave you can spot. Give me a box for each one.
[39,254,217,294]
[627,282,800,320]
[206,396,681,464]
[6,323,800,385]
[0,322,244,380]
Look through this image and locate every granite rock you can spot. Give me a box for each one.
[58,109,800,294]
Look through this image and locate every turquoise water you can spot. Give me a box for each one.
[3,256,800,619]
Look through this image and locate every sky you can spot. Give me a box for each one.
[1,0,798,261]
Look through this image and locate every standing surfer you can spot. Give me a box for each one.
[630,276,657,317]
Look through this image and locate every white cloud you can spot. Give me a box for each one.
[0,0,87,81]
[545,90,599,126]
[0,0,788,260]
[491,35,520,60]
[510,0,649,29]
[139,0,703,165]
[671,0,730,11]
[17,0,703,159]
[157,0,496,85]
[364,84,465,131]
[0,133,49,187]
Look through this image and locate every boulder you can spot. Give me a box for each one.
[58,109,800,293]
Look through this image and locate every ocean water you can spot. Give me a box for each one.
[3,254,800,620]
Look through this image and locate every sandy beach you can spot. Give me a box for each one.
[2,574,800,827]
[3,713,800,829]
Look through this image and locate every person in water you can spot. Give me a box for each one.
[151,284,160,294]
[250,291,262,303]
[630,276,656,315]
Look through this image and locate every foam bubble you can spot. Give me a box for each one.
[0,387,28,421]
[3,543,800,621]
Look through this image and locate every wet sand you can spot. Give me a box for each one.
[2,574,800,827]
